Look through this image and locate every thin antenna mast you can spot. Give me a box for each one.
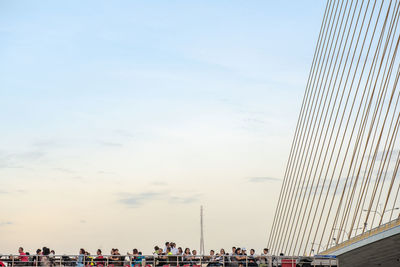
[200,205,205,255]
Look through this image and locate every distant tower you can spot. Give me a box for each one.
[200,205,205,255]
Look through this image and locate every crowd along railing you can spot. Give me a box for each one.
[0,254,338,267]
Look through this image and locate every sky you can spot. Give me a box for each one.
[0,0,325,255]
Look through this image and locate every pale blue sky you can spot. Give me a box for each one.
[0,0,325,254]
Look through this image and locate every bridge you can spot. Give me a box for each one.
[268,0,400,266]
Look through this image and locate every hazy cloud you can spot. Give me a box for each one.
[0,221,13,227]
[119,189,202,208]
[98,141,123,147]
[151,181,168,186]
[247,177,281,183]
[53,167,75,173]
[169,194,202,204]
[0,150,45,169]
[119,192,165,208]
[114,129,135,138]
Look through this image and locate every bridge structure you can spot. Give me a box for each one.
[268,0,400,265]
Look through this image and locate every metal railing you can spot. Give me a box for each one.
[0,254,338,267]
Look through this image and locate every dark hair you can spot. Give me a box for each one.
[97,249,102,254]
[154,246,159,251]
[133,249,138,254]
[165,242,169,246]
[36,249,41,254]
[80,248,85,255]
[19,247,24,251]
[42,247,50,256]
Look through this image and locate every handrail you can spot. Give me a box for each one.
[321,217,400,255]
[0,254,337,267]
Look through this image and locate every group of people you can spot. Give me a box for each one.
[0,247,56,267]
[151,242,272,267]
[0,243,273,267]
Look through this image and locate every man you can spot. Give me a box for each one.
[18,247,29,263]
[260,248,271,267]
[163,242,170,253]
[171,243,179,255]
[248,249,257,267]
[229,247,236,263]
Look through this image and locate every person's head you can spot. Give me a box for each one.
[210,250,215,256]
[138,252,142,255]
[80,248,85,255]
[133,249,138,254]
[97,249,102,256]
[19,247,24,253]
[263,248,268,254]
[242,248,246,254]
[192,250,197,255]
[158,248,163,254]
[235,248,241,255]
[43,247,50,256]
[154,246,159,252]
[50,250,55,255]
[115,249,120,255]
[250,249,255,255]
[165,242,170,247]
[36,249,41,255]
[279,253,284,256]
[220,249,225,255]
[231,247,236,253]
[184,248,190,254]
[178,247,183,254]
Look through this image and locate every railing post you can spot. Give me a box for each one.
[245,256,248,267]
[222,255,225,267]
[12,255,14,267]
[106,256,109,267]
[60,256,62,267]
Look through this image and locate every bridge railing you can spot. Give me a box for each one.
[0,254,338,267]
[322,217,400,255]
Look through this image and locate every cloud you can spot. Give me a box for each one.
[53,167,75,173]
[169,194,202,204]
[151,181,168,186]
[114,129,135,138]
[98,141,123,147]
[119,192,165,208]
[0,190,8,194]
[118,189,202,208]
[0,221,13,227]
[0,150,45,169]
[247,177,281,183]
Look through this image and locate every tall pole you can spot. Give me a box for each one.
[200,205,205,255]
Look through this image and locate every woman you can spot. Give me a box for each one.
[216,249,228,266]
[41,247,51,267]
[95,249,104,266]
[77,249,85,267]
[182,248,192,265]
